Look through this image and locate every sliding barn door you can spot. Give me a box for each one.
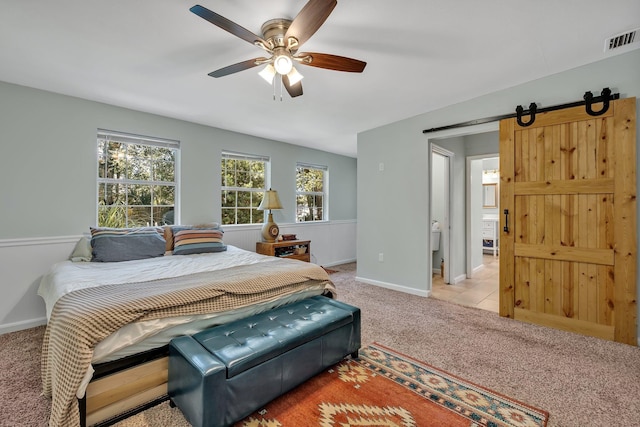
[499,97,637,345]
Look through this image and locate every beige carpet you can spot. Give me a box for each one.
[1,262,639,426]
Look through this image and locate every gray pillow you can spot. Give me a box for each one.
[90,227,166,262]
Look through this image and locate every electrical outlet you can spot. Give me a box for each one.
[378,252,384,262]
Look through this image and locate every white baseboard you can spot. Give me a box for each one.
[0,317,47,335]
[321,258,356,267]
[355,276,430,297]
[451,274,467,285]
[467,263,485,279]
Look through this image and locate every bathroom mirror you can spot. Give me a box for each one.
[483,184,497,208]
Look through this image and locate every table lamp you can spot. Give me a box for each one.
[257,188,283,242]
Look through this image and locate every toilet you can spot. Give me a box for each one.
[431,230,440,251]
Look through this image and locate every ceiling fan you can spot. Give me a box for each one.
[189,0,367,98]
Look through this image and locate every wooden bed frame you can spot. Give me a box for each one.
[80,346,170,427]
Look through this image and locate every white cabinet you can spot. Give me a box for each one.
[482,219,498,256]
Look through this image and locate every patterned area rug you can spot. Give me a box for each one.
[236,343,549,427]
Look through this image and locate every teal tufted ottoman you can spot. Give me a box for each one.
[167,295,361,427]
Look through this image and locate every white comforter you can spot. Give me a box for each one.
[38,245,273,320]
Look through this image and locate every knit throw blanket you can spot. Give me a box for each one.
[41,260,335,427]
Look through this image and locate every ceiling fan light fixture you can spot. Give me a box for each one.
[273,54,293,75]
[258,64,276,84]
[287,67,304,85]
[190,2,367,99]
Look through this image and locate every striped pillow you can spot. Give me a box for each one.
[90,227,166,262]
[172,228,227,255]
[164,223,222,252]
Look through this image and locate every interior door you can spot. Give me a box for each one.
[499,97,637,345]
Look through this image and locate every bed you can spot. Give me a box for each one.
[37,227,335,427]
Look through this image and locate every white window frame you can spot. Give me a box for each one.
[296,162,328,222]
[221,151,270,225]
[96,129,180,227]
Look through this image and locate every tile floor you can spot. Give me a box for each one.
[431,254,499,313]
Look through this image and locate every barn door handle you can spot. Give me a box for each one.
[584,87,612,116]
[503,209,509,233]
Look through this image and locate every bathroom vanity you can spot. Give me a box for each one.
[482,218,498,256]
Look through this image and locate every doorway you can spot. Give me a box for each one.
[431,153,501,313]
[430,146,452,284]
[431,254,500,312]
[427,122,500,310]
[467,155,500,276]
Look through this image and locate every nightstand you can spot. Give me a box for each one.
[256,240,311,262]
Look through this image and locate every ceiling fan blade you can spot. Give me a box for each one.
[190,5,268,48]
[283,75,303,98]
[296,52,367,73]
[208,58,269,78]
[285,0,337,48]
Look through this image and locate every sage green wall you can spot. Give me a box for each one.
[464,131,499,157]
[357,49,640,303]
[0,81,357,239]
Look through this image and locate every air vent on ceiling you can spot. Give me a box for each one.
[604,28,638,52]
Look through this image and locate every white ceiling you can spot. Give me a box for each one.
[1,1,638,157]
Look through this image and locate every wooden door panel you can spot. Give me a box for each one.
[500,97,636,345]
[516,118,615,183]
[499,118,516,318]
[513,260,615,328]
[515,244,614,264]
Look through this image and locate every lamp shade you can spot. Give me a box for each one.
[258,64,276,84]
[258,189,283,211]
[286,67,304,85]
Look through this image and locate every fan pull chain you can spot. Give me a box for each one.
[280,75,283,101]
[272,76,276,101]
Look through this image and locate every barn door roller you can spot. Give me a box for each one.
[584,87,613,116]
[422,88,620,133]
[515,103,537,127]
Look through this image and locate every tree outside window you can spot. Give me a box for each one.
[97,131,178,228]
[221,152,267,225]
[296,164,327,222]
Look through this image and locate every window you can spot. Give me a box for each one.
[97,130,179,227]
[296,163,327,222]
[221,152,269,225]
